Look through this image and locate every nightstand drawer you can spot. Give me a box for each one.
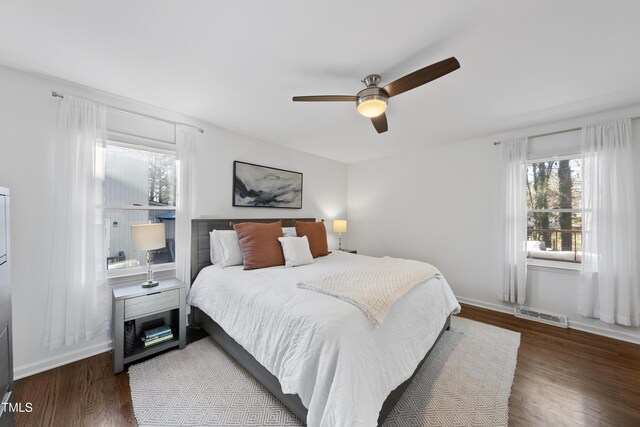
[124,289,179,320]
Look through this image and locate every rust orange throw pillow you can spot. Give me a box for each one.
[295,221,329,258]
[232,220,285,270]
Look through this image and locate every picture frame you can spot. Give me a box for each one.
[233,161,303,209]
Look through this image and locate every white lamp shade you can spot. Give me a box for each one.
[131,223,166,251]
[332,219,347,233]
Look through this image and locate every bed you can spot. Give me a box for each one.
[187,218,460,427]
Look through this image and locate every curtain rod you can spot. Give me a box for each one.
[492,116,640,145]
[51,91,205,134]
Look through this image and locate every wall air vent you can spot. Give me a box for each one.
[514,307,568,328]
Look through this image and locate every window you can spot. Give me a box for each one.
[104,141,176,274]
[526,157,582,263]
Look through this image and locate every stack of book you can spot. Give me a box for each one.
[141,325,174,347]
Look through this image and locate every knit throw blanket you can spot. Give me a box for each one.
[298,257,441,326]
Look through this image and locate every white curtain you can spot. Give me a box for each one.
[498,137,528,304]
[578,119,639,326]
[175,125,197,287]
[43,96,109,350]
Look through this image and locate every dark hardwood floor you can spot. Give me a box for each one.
[13,327,207,427]
[458,305,640,427]
[13,304,640,426]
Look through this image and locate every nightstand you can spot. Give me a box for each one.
[112,278,186,373]
[338,248,357,254]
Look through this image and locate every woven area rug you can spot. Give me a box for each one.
[129,316,520,427]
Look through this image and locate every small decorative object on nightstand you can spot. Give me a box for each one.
[112,278,186,374]
[332,219,347,250]
[124,321,136,355]
[338,248,357,254]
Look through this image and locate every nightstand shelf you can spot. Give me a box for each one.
[112,278,186,373]
[123,336,180,365]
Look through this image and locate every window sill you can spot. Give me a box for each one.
[108,263,176,286]
[527,258,581,274]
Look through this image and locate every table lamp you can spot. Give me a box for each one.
[131,223,166,288]
[332,219,347,251]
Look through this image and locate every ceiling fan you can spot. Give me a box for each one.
[292,57,460,134]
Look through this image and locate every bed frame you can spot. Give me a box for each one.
[190,218,451,426]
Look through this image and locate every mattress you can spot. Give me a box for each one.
[187,251,460,427]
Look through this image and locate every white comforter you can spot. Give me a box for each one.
[187,251,460,427]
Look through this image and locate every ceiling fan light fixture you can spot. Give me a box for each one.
[292,57,460,134]
[356,95,388,118]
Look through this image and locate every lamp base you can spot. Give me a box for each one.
[142,252,158,288]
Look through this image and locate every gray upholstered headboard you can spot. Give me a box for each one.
[190,218,316,283]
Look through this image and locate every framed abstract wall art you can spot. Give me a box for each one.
[233,161,303,209]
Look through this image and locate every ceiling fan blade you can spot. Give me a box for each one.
[383,57,460,98]
[292,95,357,102]
[371,113,388,134]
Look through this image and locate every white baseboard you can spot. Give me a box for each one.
[13,297,639,380]
[14,311,191,380]
[456,295,640,345]
[13,340,112,380]
[565,320,640,345]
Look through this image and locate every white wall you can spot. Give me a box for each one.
[193,127,347,226]
[0,65,347,378]
[348,108,640,344]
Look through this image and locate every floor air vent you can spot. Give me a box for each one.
[514,307,568,328]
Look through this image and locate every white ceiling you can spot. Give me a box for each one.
[2,1,640,163]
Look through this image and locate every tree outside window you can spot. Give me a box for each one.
[526,158,582,263]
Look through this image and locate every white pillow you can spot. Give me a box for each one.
[278,236,314,268]
[211,230,244,267]
[282,227,297,237]
[209,231,223,264]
